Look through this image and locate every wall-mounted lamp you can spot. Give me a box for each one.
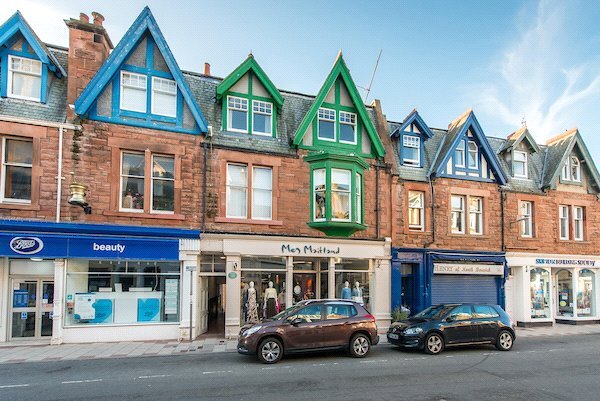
[232,262,238,271]
[68,182,92,214]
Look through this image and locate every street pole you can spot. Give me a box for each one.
[189,267,193,342]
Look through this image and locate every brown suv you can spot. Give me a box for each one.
[237,299,379,364]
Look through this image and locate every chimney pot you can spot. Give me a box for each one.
[92,11,105,26]
[79,13,90,23]
[204,62,211,76]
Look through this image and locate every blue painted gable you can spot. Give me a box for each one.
[74,7,207,134]
[392,109,434,168]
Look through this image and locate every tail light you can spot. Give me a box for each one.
[365,314,376,323]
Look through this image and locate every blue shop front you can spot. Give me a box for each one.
[0,220,200,344]
[392,248,507,316]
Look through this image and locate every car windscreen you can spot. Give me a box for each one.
[271,305,302,321]
[413,305,456,319]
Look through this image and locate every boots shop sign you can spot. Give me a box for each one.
[9,237,44,255]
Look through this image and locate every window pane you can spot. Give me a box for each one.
[332,192,350,220]
[227,164,247,187]
[152,179,174,211]
[226,187,247,218]
[153,156,174,178]
[451,195,463,210]
[4,166,32,200]
[450,305,473,320]
[314,169,326,220]
[122,153,145,177]
[11,73,41,99]
[121,73,147,113]
[332,170,350,191]
[318,120,335,140]
[408,191,423,208]
[253,167,272,190]
[253,189,272,219]
[230,110,247,131]
[356,173,362,223]
[325,304,357,319]
[5,139,32,164]
[295,305,321,322]
[468,142,478,168]
[339,123,355,143]
[152,90,176,117]
[514,161,526,177]
[253,113,271,134]
[121,177,144,209]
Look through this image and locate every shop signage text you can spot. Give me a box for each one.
[281,244,341,255]
[93,242,126,253]
[9,237,44,255]
[535,258,596,267]
[434,263,504,275]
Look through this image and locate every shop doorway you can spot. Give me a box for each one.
[198,276,226,336]
[292,258,327,303]
[9,278,54,340]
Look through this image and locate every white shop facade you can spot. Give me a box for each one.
[506,253,600,326]
[198,234,391,338]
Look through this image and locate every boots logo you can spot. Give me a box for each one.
[10,237,44,255]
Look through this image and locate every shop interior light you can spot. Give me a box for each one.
[30,257,43,262]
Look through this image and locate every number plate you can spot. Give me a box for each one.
[388,333,399,340]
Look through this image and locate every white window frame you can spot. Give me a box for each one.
[151,77,177,118]
[455,140,466,168]
[251,100,273,136]
[317,107,336,142]
[119,151,145,213]
[573,206,584,241]
[339,111,357,145]
[313,168,326,222]
[571,157,581,182]
[120,71,148,113]
[355,172,362,224]
[513,150,528,178]
[469,196,483,235]
[402,135,421,167]
[251,166,273,220]
[519,201,533,238]
[150,154,175,214]
[451,195,465,234]
[1,137,33,204]
[331,168,351,222]
[226,163,248,218]
[559,205,569,240]
[408,191,424,231]
[7,55,42,102]
[561,159,570,181]
[467,141,479,169]
[227,96,249,133]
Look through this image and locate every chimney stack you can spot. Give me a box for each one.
[92,11,104,26]
[204,62,211,76]
[79,13,89,23]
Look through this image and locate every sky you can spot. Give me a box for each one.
[3,0,600,158]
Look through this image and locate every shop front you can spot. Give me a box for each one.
[0,220,200,343]
[506,253,600,326]
[392,248,506,316]
[199,234,391,338]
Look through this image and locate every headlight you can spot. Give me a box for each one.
[404,327,423,335]
[243,325,262,336]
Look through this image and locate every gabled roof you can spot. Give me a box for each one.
[0,11,66,77]
[74,7,207,132]
[542,128,600,190]
[216,54,283,109]
[429,109,508,184]
[291,53,385,158]
[390,109,434,139]
[499,126,540,153]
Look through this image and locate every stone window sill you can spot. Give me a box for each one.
[103,210,186,220]
[0,202,40,211]
[215,217,283,226]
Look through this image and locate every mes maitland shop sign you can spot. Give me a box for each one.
[1,233,180,260]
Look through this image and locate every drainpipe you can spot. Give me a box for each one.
[375,163,380,239]
[56,126,64,222]
[202,142,207,231]
[426,175,435,246]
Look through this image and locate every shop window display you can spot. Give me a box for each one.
[335,259,370,310]
[577,269,595,317]
[556,270,573,317]
[293,258,327,304]
[240,257,286,324]
[530,268,550,319]
[65,260,180,326]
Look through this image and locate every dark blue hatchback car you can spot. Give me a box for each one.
[387,303,516,355]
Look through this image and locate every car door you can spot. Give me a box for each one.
[442,305,477,344]
[472,305,500,341]
[283,304,323,351]
[320,303,358,347]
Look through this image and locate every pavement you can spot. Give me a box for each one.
[0,324,598,365]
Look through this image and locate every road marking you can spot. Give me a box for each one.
[0,384,30,389]
[360,359,388,363]
[445,355,454,358]
[311,363,339,367]
[138,374,172,379]
[483,352,499,355]
[62,379,102,384]
[202,371,232,375]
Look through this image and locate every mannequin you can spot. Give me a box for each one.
[246,281,259,323]
[264,281,278,318]
[278,282,286,311]
[341,281,352,299]
[351,281,364,305]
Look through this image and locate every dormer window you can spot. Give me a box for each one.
[151,77,177,118]
[339,111,357,144]
[7,55,42,101]
[318,108,336,141]
[455,140,466,167]
[120,72,147,113]
[402,135,420,166]
[252,100,273,136]
[561,156,581,182]
[227,96,248,132]
[467,141,478,169]
[513,150,528,178]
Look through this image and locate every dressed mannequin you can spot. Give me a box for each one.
[278,282,286,312]
[246,281,259,323]
[351,281,364,305]
[341,281,352,299]
[264,281,278,318]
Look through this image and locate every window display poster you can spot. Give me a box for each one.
[138,298,160,322]
[13,290,28,308]
[164,279,178,315]
[74,293,96,320]
[91,299,114,323]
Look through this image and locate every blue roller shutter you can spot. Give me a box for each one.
[431,275,499,305]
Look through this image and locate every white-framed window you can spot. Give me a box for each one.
[227,96,248,133]
[151,77,177,118]
[451,195,465,234]
[455,140,466,167]
[120,71,147,113]
[571,157,581,182]
[151,155,175,213]
[519,201,533,238]
[467,141,478,169]
[226,163,248,218]
[469,196,483,235]
[1,137,33,203]
[339,111,357,144]
[7,55,42,101]
[252,100,273,136]
[513,150,528,178]
[408,191,424,231]
[252,166,272,220]
[562,159,570,181]
[355,172,362,224]
[331,169,351,221]
[573,206,584,241]
[402,135,420,166]
[120,152,145,212]
[559,205,569,240]
[313,168,326,221]
[318,108,336,141]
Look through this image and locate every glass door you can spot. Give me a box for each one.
[10,278,54,339]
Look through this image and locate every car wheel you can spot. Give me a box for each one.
[257,337,283,364]
[495,330,514,351]
[349,333,371,358]
[424,333,444,355]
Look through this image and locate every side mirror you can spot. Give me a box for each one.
[446,316,455,323]
[290,317,303,326]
